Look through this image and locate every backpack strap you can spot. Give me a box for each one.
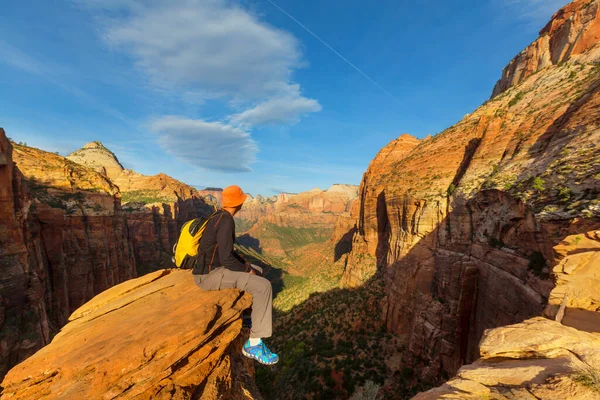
[207,211,226,272]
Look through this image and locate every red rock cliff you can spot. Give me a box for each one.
[0,131,137,379]
[342,0,600,379]
[492,0,600,96]
[0,135,214,378]
[66,141,214,274]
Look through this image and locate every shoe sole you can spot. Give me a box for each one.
[242,348,279,365]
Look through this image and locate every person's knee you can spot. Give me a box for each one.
[252,276,272,295]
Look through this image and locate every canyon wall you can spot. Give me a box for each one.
[0,135,213,378]
[0,131,137,379]
[492,0,600,97]
[66,141,214,274]
[343,0,600,379]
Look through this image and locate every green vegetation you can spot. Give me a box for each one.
[532,177,545,193]
[256,274,432,399]
[573,367,600,392]
[569,70,577,80]
[558,186,573,204]
[447,183,456,196]
[234,217,256,233]
[121,190,173,204]
[261,223,331,251]
[508,91,525,107]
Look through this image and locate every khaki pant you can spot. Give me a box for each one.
[194,267,273,338]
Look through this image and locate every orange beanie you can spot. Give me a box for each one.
[222,185,247,208]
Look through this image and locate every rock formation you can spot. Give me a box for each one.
[241,185,359,259]
[415,229,600,399]
[198,187,224,204]
[414,317,600,399]
[342,0,600,381]
[66,141,124,178]
[0,270,261,400]
[66,142,214,273]
[492,0,600,97]
[0,131,137,379]
[0,135,213,379]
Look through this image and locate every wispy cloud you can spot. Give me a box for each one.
[150,116,257,172]
[230,85,322,127]
[93,0,316,103]
[0,39,136,127]
[502,0,571,22]
[82,0,322,172]
[0,41,45,75]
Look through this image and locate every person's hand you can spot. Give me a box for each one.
[251,264,263,275]
[249,268,256,275]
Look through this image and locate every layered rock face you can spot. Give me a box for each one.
[343,0,600,379]
[0,131,137,379]
[415,317,600,400]
[492,0,600,97]
[66,142,213,273]
[0,136,213,379]
[242,185,359,259]
[416,231,600,398]
[198,187,223,204]
[1,270,261,400]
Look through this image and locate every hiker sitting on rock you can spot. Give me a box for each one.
[193,185,279,365]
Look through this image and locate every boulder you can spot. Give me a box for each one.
[0,270,260,400]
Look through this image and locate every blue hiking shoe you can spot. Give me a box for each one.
[242,340,279,365]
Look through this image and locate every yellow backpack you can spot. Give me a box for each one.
[173,212,217,269]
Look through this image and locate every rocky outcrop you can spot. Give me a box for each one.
[544,230,600,333]
[342,0,600,380]
[0,132,137,380]
[68,141,205,205]
[0,270,261,400]
[414,224,600,398]
[236,194,279,228]
[198,187,224,204]
[492,0,600,97]
[1,136,213,379]
[414,317,600,400]
[66,141,124,178]
[241,185,359,259]
[65,142,214,273]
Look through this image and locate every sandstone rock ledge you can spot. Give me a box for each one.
[414,317,600,399]
[0,270,261,400]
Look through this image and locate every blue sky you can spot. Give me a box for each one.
[0,0,570,196]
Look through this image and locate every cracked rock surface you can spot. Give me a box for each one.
[0,270,260,400]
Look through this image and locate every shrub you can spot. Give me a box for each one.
[447,184,456,196]
[508,91,525,107]
[532,177,545,192]
[558,186,573,203]
[572,367,600,392]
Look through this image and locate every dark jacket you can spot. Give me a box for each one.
[192,210,249,275]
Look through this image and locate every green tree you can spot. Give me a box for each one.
[532,177,545,192]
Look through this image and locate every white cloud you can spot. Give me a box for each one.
[150,116,257,172]
[230,86,322,127]
[83,0,322,172]
[99,0,302,100]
